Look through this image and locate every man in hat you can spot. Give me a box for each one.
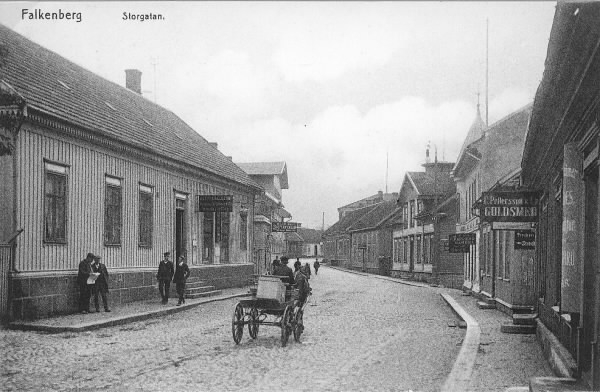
[77,253,94,314]
[277,256,295,286]
[173,255,190,306]
[91,256,110,312]
[157,252,174,304]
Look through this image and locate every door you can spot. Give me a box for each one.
[175,196,187,262]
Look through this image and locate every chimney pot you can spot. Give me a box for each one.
[209,142,218,149]
[125,69,142,95]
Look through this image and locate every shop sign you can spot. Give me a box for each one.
[479,191,540,222]
[272,221,298,232]
[196,195,233,212]
[514,230,535,250]
[449,233,476,253]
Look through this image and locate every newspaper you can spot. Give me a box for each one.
[87,272,100,285]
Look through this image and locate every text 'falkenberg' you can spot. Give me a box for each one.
[22,9,82,23]
[123,12,164,22]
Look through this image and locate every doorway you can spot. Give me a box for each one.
[175,196,187,262]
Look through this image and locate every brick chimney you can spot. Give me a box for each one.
[125,69,142,94]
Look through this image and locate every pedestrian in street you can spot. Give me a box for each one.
[303,262,311,279]
[157,252,174,304]
[91,255,110,312]
[294,264,311,308]
[77,253,94,314]
[314,259,320,275]
[294,259,301,273]
[271,258,280,275]
[174,255,190,306]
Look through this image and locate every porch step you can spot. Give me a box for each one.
[477,301,496,310]
[185,280,209,289]
[185,289,222,299]
[481,296,496,305]
[500,323,536,334]
[185,286,218,295]
[529,377,579,392]
[504,387,529,392]
[512,313,537,325]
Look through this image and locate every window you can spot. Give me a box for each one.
[104,176,122,245]
[139,184,153,247]
[240,211,248,250]
[44,162,67,243]
[203,212,214,262]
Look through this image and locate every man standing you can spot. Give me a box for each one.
[157,252,174,304]
[77,253,94,314]
[173,256,190,306]
[92,256,110,312]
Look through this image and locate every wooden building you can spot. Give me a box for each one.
[392,159,456,283]
[521,2,600,386]
[453,103,534,314]
[235,161,290,275]
[348,200,398,274]
[0,26,262,321]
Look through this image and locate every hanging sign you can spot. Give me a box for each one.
[479,191,540,222]
[272,221,298,232]
[196,195,233,212]
[514,230,535,250]
[449,233,476,253]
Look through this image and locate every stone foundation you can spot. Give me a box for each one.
[9,263,254,320]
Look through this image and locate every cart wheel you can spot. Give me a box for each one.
[232,302,244,344]
[280,305,293,347]
[248,306,259,339]
[293,307,304,342]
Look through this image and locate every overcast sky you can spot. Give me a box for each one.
[0,1,556,229]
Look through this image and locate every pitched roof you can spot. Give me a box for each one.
[405,170,456,197]
[285,232,303,242]
[452,104,487,176]
[297,228,322,243]
[348,201,399,232]
[324,204,379,236]
[0,24,260,190]
[236,161,289,189]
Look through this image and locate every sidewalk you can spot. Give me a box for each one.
[8,286,251,333]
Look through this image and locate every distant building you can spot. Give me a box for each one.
[235,161,290,275]
[297,227,323,257]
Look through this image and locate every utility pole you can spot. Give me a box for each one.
[486,18,489,127]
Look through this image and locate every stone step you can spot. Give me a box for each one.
[185,286,217,295]
[513,313,537,325]
[481,296,496,305]
[185,289,222,299]
[529,377,579,392]
[477,301,496,309]
[500,323,536,334]
[504,387,529,392]
[185,280,208,289]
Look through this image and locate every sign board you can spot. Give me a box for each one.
[271,221,298,232]
[440,239,449,252]
[479,191,540,222]
[514,230,535,250]
[449,233,476,253]
[196,195,233,212]
[492,221,535,231]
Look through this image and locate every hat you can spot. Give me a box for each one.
[94,255,101,260]
[281,256,289,264]
[164,252,171,257]
[86,252,95,259]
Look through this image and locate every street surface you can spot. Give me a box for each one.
[1,264,464,392]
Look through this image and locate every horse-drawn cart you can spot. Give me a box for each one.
[232,275,309,347]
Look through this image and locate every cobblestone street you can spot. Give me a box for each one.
[1,267,464,392]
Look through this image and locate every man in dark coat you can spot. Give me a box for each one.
[157,252,174,304]
[314,259,320,275]
[276,256,295,286]
[173,256,191,306]
[77,253,94,314]
[91,256,110,312]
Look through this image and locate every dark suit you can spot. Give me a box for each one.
[157,259,174,303]
[91,262,110,311]
[77,258,92,312]
[173,262,190,304]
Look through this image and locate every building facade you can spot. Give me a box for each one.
[521,3,600,386]
[0,26,261,321]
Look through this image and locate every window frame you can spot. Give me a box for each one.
[104,175,123,246]
[43,161,68,244]
[138,183,154,248]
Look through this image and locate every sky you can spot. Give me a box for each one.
[0,1,557,229]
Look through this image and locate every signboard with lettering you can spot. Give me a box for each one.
[514,230,535,250]
[196,195,233,212]
[272,221,298,232]
[449,233,476,253]
[479,191,540,222]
